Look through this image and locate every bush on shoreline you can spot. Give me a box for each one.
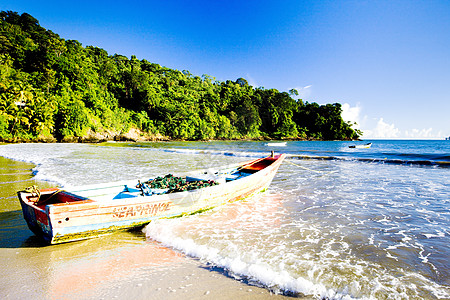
[0,11,361,143]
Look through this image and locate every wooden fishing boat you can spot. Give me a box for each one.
[18,154,286,244]
[349,142,372,149]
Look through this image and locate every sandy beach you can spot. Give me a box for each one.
[0,156,293,300]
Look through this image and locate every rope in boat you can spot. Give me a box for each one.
[23,185,63,205]
[38,189,63,205]
[24,185,41,200]
[285,160,338,177]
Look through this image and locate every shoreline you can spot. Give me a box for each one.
[0,131,357,144]
[0,155,294,299]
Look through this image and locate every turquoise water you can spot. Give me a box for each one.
[140,139,450,166]
[0,140,449,299]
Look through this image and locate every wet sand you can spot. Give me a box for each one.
[0,156,294,300]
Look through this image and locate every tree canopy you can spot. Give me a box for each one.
[0,11,361,142]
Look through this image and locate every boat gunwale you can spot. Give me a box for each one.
[52,154,283,204]
[18,154,285,209]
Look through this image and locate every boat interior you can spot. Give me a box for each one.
[23,188,92,208]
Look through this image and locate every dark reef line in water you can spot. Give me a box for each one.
[288,155,450,168]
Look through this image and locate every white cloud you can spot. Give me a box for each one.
[361,120,446,139]
[291,85,312,99]
[362,118,400,138]
[342,104,446,139]
[404,128,444,139]
[291,85,312,101]
[405,128,432,138]
[341,103,362,128]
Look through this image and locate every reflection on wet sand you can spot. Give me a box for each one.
[44,233,184,299]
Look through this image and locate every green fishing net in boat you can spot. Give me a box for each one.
[138,174,218,194]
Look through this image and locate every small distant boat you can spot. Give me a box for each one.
[18,154,286,244]
[266,142,287,147]
[349,142,372,149]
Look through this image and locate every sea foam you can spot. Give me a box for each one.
[143,218,352,299]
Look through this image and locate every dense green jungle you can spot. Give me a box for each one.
[0,11,361,142]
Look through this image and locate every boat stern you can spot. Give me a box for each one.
[18,189,57,243]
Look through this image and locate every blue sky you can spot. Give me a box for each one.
[2,0,449,139]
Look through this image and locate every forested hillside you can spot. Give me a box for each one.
[0,11,361,142]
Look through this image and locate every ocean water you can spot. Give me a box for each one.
[0,140,449,299]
